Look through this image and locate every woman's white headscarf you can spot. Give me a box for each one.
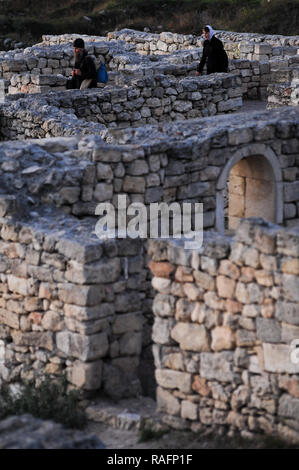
[205,25,215,40]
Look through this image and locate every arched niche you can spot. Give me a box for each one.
[216,144,283,233]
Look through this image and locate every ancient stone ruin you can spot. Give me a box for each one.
[0,28,298,442]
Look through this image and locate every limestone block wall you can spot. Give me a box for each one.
[42,31,200,53]
[107,30,200,55]
[0,95,105,141]
[116,58,272,101]
[106,108,299,231]
[0,209,151,398]
[229,59,270,99]
[42,30,299,50]
[40,34,108,47]
[0,133,219,224]
[267,82,299,109]
[118,53,299,102]
[104,29,299,60]
[2,30,299,105]
[54,73,242,123]
[0,43,110,81]
[105,30,299,102]
[230,56,299,100]
[0,108,298,229]
[216,31,299,47]
[0,73,243,141]
[269,57,299,83]
[149,218,299,442]
[4,56,298,103]
[0,107,298,406]
[228,41,298,61]
[8,74,68,94]
[38,31,299,83]
[267,66,299,109]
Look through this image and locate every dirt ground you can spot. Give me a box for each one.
[84,420,298,450]
[240,100,267,113]
[85,421,193,449]
[85,421,230,449]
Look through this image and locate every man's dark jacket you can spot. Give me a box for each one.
[67,50,97,89]
[197,36,228,74]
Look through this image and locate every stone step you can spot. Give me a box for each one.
[86,396,166,432]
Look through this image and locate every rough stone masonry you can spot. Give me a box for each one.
[0,28,298,442]
[149,218,299,442]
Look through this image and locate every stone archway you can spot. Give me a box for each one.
[216,144,283,233]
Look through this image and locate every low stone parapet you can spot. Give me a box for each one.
[40,30,299,62]
[0,73,243,141]
[8,73,68,94]
[267,80,299,109]
[0,42,110,80]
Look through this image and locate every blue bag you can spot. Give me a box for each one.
[97,62,108,83]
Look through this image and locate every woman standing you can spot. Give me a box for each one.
[196,25,229,75]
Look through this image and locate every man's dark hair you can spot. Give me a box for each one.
[73,38,85,49]
[203,27,210,33]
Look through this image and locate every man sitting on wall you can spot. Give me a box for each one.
[66,38,97,90]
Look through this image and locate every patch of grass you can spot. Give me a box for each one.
[138,427,169,442]
[0,376,87,430]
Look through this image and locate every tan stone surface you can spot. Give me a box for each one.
[229,175,245,195]
[192,376,211,397]
[219,260,240,280]
[216,275,236,298]
[148,261,175,278]
[171,322,210,352]
[155,369,192,394]
[263,343,299,374]
[229,192,245,217]
[211,326,235,351]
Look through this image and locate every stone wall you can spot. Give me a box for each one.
[106,29,299,60]
[149,218,299,442]
[5,55,267,101]
[0,73,243,140]
[0,42,110,80]
[0,94,106,141]
[5,55,298,102]
[116,57,279,101]
[268,83,299,109]
[2,29,299,105]
[39,29,299,71]
[0,27,298,439]
[229,59,271,100]
[0,107,298,229]
[106,107,299,231]
[0,207,152,399]
[8,73,68,95]
[267,66,299,109]
[42,30,299,49]
[0,107,297,404]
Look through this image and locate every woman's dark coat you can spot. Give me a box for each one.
[197,36,229,74]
